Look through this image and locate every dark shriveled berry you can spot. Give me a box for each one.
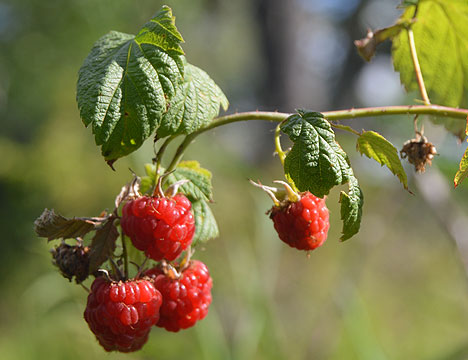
[84,277,162,352]
[145,260,213,332]
[51,243,90,283]
[120,194,195,261]
[270,192,329,251]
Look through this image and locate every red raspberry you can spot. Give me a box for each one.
[146,260,213,332]
[84,277,162,352]
[120,194,195,261]
[270,192,329,251]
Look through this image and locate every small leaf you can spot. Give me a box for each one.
[281,110,351,198]
[191,200,219,246]
[339,172,364,241]
[392,1,468,139]
[157,62,229,138]
[34,209,104,241]
[77,6,185,162]
[357,131,409,191]
[455,147,468,188]
[89,217,119,273]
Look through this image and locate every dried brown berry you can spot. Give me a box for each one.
[51,242,90,283]
[400,134,437,173]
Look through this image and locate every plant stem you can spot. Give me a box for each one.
[166,134,196,173]
[165,104,468,169]
[407,8,431,105]
[121,229,129,279]
[274,122,286,165]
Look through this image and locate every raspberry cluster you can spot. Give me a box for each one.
[121,194,195,261]
[82,192,213,352]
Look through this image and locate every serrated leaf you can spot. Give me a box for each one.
[157,62,229,138]
[77,6,185,162]
[339,173,364,241]
[454,146,468,187]
[392,1,468,139]
[281,110,351,198]
[191,200,219,246]
[89,217,119,273]
[34,209,105,241]
[357,131,409,190]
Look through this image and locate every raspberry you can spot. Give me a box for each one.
[146,260,213,332]
[120,194,195,261]
[270,192,329,251]
[84,277,162,352]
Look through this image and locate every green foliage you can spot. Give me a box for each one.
[166,161,214,201]
[191,200,219,246]
[157,62,229,138]
[392,0,468,139]
[76,6,185,162]
[357,131,409,191]
[281,110,352,198]
[89,217,119,273]
[455,147,468,188]
[34,209,104,241]
[339,172,364,241]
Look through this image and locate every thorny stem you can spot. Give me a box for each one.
[274,122,287,165]
[166,105,468,171]
[407,7,431,106]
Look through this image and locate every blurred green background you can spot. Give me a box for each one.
[1,0,468,359]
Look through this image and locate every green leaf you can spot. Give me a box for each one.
[140,163,157,195]
[392,1,468,139]
[139,161,213,201]
[77,6,185,162]
[166,161,213,201]
[157,62,229,138]
[89,217,119,273]
[339,172,364,241]
[357,131,409,191]
[281,110,352,198]
[455,146,468,187]
[191,200,219,246]
[34,209,105,241]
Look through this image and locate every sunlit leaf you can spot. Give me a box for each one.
[77,6,185,162]
[392,0,468,139]
[357,131,409,191]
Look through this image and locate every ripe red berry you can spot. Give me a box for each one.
[84,277,162,352]
[146,260,213,332]
[120,194,195,261]
[270,192,329,251]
